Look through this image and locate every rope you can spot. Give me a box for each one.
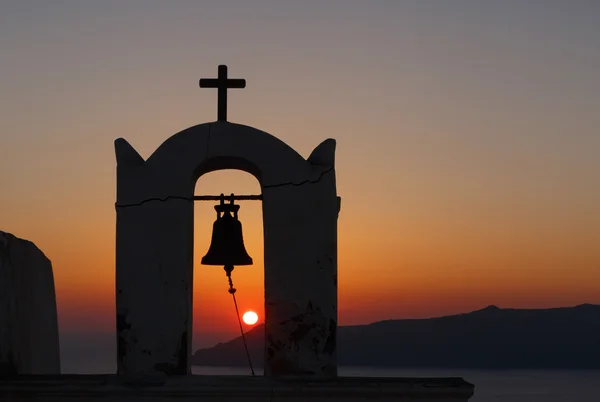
[224,266,255,376]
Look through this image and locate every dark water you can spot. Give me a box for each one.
[190,366,600,402]
[59,355,600,402]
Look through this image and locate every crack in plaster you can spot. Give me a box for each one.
[114,167,334,209]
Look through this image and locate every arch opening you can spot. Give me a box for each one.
[193,156,262,185]
[192,169,264,376]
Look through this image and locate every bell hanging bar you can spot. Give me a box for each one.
[194,194,262,201]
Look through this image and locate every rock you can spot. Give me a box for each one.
[0,231,60,375]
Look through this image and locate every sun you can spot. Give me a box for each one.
[242,310,259,325]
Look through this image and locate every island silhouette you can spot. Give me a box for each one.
[193,304,600,369]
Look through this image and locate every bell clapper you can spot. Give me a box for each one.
[224,264,236,294]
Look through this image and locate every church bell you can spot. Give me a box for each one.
[201,195,253,267]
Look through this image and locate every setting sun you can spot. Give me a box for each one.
[242,311,258,325]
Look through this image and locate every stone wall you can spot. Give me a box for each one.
[0,231,60,375]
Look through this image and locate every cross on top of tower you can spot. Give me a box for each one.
[199,65,246,122]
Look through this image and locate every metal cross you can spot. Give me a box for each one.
[199,65,246,122]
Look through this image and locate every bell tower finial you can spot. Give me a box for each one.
[199,65,246,122]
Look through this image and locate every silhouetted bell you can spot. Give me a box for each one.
[201,195,253,266]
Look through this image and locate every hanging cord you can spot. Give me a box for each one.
[224,265,255,376]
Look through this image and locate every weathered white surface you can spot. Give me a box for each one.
[115,122,338,378]
[0,231,61,375]
[0,375,475,401]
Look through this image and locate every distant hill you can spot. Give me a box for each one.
[192,304,600,369]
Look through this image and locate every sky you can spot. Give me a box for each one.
[1,0,599,359]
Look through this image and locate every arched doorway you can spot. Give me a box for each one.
[115,122,339,378]
[192,169,264,375]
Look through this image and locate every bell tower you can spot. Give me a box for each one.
[114,65,339,378]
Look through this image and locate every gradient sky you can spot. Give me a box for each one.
[1,1,599,350]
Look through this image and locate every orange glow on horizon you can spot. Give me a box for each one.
[25,167,600,338]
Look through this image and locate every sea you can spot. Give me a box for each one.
[192,366,600,401]
[60,357,600,401]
